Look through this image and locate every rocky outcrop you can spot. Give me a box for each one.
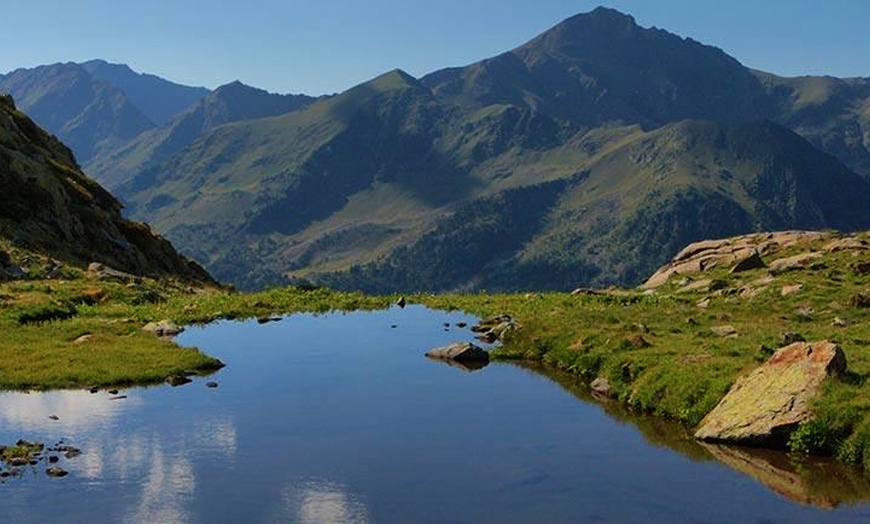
[695,341,847,446]
[0,95,214,283]
[425,342,490,363]
[642,231,831,289]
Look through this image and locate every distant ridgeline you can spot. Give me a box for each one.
[0,94,212,282]
[3,7,870,291]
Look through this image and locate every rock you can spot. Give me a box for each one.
[711,325,738,338]
[590,377,613,397]
[695,341,846,445]
[256,316,282,324]
[205,381,218,388]
[730,251,766,273]
[626,334,650,348]
[142,320,184,337]
[88,386,99,394]
[641,231,827,289]
[89,264,141,284]
[109,395,127,401]
[825,237,868,253]
[676,279,714,293]
[456,322,467,328]
[851,292,870,309]
[768,252,825,275]
[781,332,806,345]
[64,449,81,459]
[781,284,803,297]
[46,467,68,478]
[853,261,870,276]
[73,333,93,344]
[8,457,28,467]
[395,296,406,309]
[166,375,192,387]
[425,342,490,363]
[833,317,849,327]
[571,288,601,296]
[48,456,59,463]
[48,415,59,421]
[471,315,519,342]
[108,389,119,395]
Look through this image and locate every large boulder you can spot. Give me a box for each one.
[695,341,846,446]
[425,342,490,363]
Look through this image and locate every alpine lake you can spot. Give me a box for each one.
[2,305,870,523]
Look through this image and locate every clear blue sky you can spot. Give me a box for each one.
[1,1,868,95]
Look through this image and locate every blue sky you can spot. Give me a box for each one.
[1,1,868,95]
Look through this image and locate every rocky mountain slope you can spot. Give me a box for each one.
[0,94,211,282]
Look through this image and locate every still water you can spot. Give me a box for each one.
[2,306,870,523]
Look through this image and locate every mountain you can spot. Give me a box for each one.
[0,62,155,164]
[756,72,870,177]
[81,59,210,126]
[114,7,870,291]
[87,81,316,190]
[318,119,870,292]
[422,7,773,129]
[0,93,211,281]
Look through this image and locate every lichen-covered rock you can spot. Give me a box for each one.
[425,342,489,363]
[695,341,846,446]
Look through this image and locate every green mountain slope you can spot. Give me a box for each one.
[81,59,210,126]
[0,62,155,164]
[115,8,870,291]
[0,94,211,282]
[318,120,870,292]
[87,81,315,190]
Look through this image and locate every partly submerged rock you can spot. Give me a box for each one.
[695,341,846,446]
[425,342,490,363]
[165,375,192,387]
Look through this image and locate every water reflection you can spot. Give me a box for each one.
[283,480,370,524]
[0,389,141,431]
[425,355,490,373]
[519,361,870,508]
[128,442,196,524]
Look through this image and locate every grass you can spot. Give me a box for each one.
[0,244,394,390]
[415,232,870,467]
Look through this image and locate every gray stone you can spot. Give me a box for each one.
[425,342,489,363]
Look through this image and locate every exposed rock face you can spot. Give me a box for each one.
[642,231,830,289]
[695,341,847,446]
[0,95,213,283]
[425,342,490,363]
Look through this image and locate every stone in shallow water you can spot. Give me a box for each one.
[46,467,68,478]
[695,341,846,446]
[425,342,490,363]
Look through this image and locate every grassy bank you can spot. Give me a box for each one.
[416,234,870,468]
[0,254,393,389]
